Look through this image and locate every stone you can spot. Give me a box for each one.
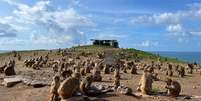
[30,80,48,88]
[2,76,22,87]
[116,86,133,95]
[61,96,90,101]
[183,96,191,100]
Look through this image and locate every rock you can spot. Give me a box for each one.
[30,80,48,88]
[61,96,90,101]
[2,76,22,87]
[21,77,50,87]
[116,86,132,95]
[184,96,191,100]
[96,84,105,90]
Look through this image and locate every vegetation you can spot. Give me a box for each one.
[72,45,186,63]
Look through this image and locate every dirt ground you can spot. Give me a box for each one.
[1,51,201,101]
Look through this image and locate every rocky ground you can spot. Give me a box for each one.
[0,47,201,101]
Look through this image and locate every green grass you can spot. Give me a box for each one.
[72,45,186,63]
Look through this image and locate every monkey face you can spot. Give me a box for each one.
[165,78,172,85]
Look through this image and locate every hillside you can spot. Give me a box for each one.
[72,45,185,63]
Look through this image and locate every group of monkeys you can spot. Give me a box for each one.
[47,55,193,101]
[0,50,199,101]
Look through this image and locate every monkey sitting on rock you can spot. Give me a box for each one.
[165,78,181,97]
[80,74,113,97]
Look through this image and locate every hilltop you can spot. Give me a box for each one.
[71,45,185,63]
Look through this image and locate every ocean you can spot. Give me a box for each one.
[151,51,201,64]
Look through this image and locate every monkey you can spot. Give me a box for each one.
[4,60,16,76]
[49,75,60,101]
[58,72,81,99]
[84,66,91,74]
[137,70,158,95]
[113,68,120,89]
[103,64,110,74]
[13,51,17,57]
[0,63,7,73]
[165,78,181,97]
[59,62,65,72]
[175,64,179,72]
[80,68,85,76]
[92,61,102,82]
[80,74,113,96]
[60,69,73,80]
[178,66,185,77]
[166,64,173,77]
[123,67,127,73]
[146,66,154,74]
[17,54,21,61]
[52,63,59,73]
[130,64,137,75]
[187,64,194,74]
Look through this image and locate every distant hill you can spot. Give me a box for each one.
[0,50,10,53]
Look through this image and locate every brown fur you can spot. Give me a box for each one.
[130,66,137,74]
[49,75,60,101]
[137,70,156,95]
[165,78,181,97]
[178,66,185,77]
[113,68,120,88]
[58,73,80,99]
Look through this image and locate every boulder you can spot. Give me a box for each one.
[2,76,22,87]
[116,86,133,95]
[61,96,90,101]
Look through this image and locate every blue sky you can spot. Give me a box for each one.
[0,0,201,51]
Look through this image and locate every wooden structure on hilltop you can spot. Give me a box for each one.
[90,39,119,48]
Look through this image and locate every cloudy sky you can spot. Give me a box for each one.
[0,0,201,51]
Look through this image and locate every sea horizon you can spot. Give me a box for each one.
[151,51,201,64]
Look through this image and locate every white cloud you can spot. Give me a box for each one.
[166,24,182,32]
[166,24,187,36]
[136,40,158,47]
[130,3,201,46]
[0,0,95,49]
[131,13,180,25]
